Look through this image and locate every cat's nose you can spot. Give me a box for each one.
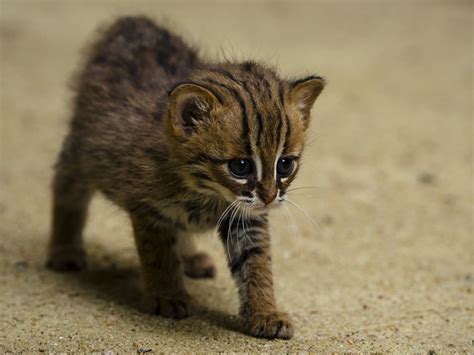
[257,190,277,206]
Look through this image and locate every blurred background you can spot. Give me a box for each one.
[0,0,472,352]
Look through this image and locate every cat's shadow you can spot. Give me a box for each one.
[62,243,242,336]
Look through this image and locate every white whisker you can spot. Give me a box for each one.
[220,201,238,260]
[282,202,301,244]
[235,206,243,254]
[217,200,238,230]
[226,202,240,259]
[242,203,255,246]
[285,192,316,198]
[285,198,321,233]
[285,186,322,193]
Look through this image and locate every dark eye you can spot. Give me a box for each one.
[276,157,294,178]
[228,159,252,178]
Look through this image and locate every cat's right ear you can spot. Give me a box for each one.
[167,83,221,139]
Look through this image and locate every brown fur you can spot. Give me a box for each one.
[46,16,325,339]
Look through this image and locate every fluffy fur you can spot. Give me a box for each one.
[46,16,325,339]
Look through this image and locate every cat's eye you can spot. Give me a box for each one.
[276,157,294,178]
[228,159,253,179]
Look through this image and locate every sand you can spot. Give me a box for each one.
[0,1,472,352]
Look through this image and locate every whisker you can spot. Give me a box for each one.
[285,186,322,193]
[235,205,243,254]
[217,200,238,230]
[219,201,238,260]
[242,203,255,246]
[226,203,240,259]
[225,204,237,260]
[282,202,301,244]
[285,198,322,233]
[285,192,317,198]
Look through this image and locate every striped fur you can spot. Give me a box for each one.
[46,16,325,339]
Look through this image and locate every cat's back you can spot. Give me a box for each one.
[87,16,199,79]
[74,16,200,116]
[64,17,201,196]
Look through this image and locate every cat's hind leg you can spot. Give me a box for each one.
[178,233,216,279]
[131,216,193,319]
[46,147,93,271]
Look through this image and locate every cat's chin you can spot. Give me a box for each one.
[248,208,269,217]
[246,201,281,214]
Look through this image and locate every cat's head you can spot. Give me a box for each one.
[165,62,325,211]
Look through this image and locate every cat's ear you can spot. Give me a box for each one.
[168,83,220,138]
[288,76,325,125]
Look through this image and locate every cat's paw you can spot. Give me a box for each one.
[182,253,216,278]
[155,292,194,319]
[244,312,294,339]
[46,246,87,271]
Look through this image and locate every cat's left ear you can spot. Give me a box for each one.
[288,76,325,126]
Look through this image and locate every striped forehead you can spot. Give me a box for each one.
[249,107,285,181]
[234,78,288,181]
[192,66,294,173]
[198,69,286,138]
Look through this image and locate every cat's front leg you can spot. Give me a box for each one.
[130,212,193,319]
[218,214,294,339]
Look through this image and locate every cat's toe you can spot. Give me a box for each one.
[46,246,87,271]
[155,293,194,319]
[183,252,216,278]
[244,312,294,339]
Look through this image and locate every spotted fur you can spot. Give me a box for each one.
[46,16,325,339]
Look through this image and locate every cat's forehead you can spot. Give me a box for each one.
[192,63,305,156]
[193,62,282,105]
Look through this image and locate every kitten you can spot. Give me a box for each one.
[46,16,325,339]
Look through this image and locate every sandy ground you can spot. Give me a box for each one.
[0,0,472,353]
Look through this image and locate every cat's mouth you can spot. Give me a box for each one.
[236,196,285,211]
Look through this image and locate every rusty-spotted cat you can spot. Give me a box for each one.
[47,16,325,339]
